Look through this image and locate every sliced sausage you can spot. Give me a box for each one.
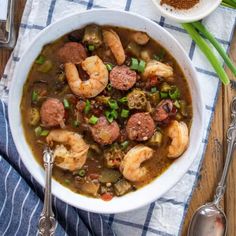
[57,42,87,64]
[40,98,65,127]
[153,99,173,122]
[109,65,136,90]
[90,116,120,145]
[126,112,155,141]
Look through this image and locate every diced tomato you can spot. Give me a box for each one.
[89,173,100,180]
[146,76,159,89]
[101,193,113,201]
[150,76,159,86]
[92,108,103,116]
[76,100,86,112]
[69,95,77,105]
[170,107,177,116]
[64,110,69,120]
[158,117,171,126]
[38,88,47,97]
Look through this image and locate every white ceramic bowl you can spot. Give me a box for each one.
[151,0,221,23]
[8,9,204,214]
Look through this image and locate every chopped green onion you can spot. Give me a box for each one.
[63,98,70,109]
[118,97,128,103]
[160,82,171,92]
[31,90,38,102]
[182,23,230,85]
[37,60,53,73]
[126,41,141,58]
[110,110,118,119]
[105,111,114,123]
[64,179,70,185]
[138,60,146,73]
[108,99,118,110]
[105,109,117,122]
[106,63,114,71]
[149,91,160,104]
[179,100,188,117]
[121,109,129,118]
[35,55,45,65]
[151,87,157,93]
[130,58,146,72]
[89,115,99,125]
[130,58,139,70]
[153,55,160,61]
[153,50,165,61]
[191,21,236,76]
[29,108,40,126]
[40,130,49,137]
[88,45,95,51]
[78,169,86,177]
[121,141,129,150]
[174,100,181,109]
[84,100,91,114]
[169,86,180,100]
[72,120,80,127]
[34,126,42,136]
[160,92,168,99]
[58,73,65,82]
[35,126,49,137]
[106,83,112,91]
[175,113,183,121]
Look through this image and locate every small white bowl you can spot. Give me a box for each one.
[151,0,222,23]
[8,9,204,214]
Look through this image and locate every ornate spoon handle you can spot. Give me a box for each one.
[213,97,236,206]
[38,147,56,236]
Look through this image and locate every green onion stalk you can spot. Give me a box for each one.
[221,0,236,9]
[182,23,230,85]
[192,22,236,76]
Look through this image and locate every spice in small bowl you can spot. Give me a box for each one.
[151,0,221,23]
[160,0,199,10]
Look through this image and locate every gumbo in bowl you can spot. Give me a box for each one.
[21,25,192,201]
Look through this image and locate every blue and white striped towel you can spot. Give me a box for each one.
[0,0,235,235]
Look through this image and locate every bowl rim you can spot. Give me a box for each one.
[151,0,222,23]
[8,9,204,214]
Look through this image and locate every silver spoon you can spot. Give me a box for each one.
[38,147,56,236]
[187,97,236,236]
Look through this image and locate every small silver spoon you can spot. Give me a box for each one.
[187,97,236,236]
[38,147,56,236]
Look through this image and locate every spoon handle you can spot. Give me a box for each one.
[213,97,236,206]
[38,147,56,236]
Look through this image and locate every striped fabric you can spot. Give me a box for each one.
[0,0,235,235]
[0,100,115,235]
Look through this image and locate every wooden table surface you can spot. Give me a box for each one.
[1,1,235,235]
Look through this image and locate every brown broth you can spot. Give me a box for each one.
[21,25,192,199]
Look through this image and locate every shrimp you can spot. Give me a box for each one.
[143,60,173,79]
[120,145,154,182]
[167,120,189,158]
[46,129,89,171]
[103,29,126,65]
[64,55,108,98]
[132,31,150,45]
